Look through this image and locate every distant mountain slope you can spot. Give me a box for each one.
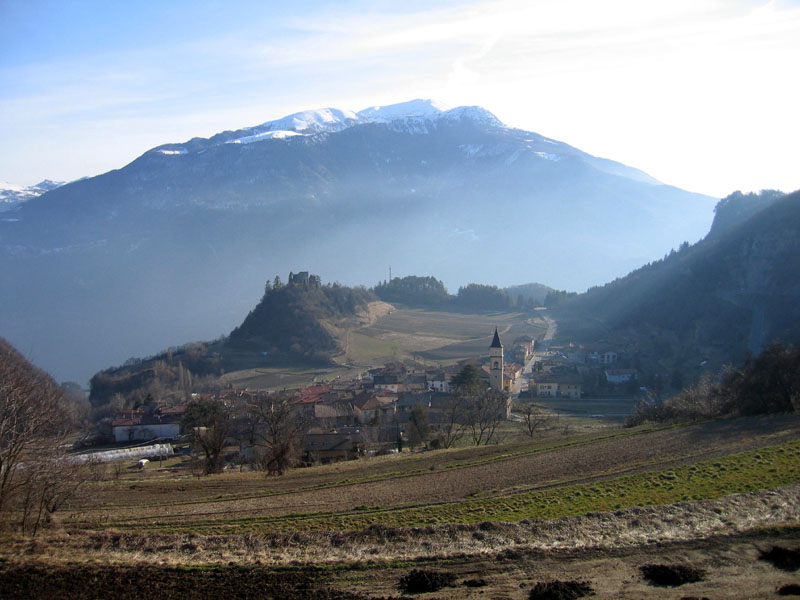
[0,99,715,383]
[0,179,63,211]
[555,189,800,379]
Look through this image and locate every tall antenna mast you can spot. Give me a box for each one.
[389,265,392,281]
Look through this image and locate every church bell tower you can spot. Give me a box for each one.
[489,328,503,391]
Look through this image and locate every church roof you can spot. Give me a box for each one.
[490,328,503,348]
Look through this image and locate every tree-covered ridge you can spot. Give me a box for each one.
[373,276,449,306]
[505,282,555,305]
[555,188,800,380]
[454,283,512,311]
[707,189,784,239]
[228,274,376,361]
[373,275,535,312]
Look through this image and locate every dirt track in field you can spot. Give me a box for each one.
[71,415,800,528]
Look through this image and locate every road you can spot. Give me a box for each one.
[513,313,556,398]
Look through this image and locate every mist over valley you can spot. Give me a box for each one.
[0,100,717,383]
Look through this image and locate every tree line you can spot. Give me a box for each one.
[373,275,541,311]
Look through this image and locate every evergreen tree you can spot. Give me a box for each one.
[407,404,430,448]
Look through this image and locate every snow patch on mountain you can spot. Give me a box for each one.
[226,130,304,145]
[534,151,561,161]
[0,181,27,193]
[442,105,503,127]
[0,179,64,210]
[256,108,361,134]
[357,99,449,122]
[155,148,188,155]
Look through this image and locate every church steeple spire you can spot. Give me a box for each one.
[489,328,503,391]
[490,328,502,348]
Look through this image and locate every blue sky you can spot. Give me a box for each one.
[1,0,799,197]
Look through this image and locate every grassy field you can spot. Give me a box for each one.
[343,308,547,367]
[219,307,548,387]
[218,364,365,389]
[535,396,639,422]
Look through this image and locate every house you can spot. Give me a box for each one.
[406,373,429,390]
[302,428,365,463]
[353,391,396,425]
[503,362,523,392]
[532,373,583,399]
[429,371,452,393]
[394,392,432,424]
[111,408,183,443]
[600,351,618,364]
[512,335,535,363]
[313,401,360,427]
[373,374,401,393]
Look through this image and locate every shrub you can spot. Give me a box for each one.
[398,569,456,593]
[528,580,594,600]
[640,564,705,586]
[760,546,800,572]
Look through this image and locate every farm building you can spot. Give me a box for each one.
[302,429,365,463]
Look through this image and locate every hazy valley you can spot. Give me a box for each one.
[0,100,716,384]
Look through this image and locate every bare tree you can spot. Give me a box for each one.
[518,400,550,438]
[247,392,307,475]
[0,338,93,534]
[183,398,230,474]
[177,361,193,403]
[407,404,430,449]
[466,388,507,446]
[436,395,466,449]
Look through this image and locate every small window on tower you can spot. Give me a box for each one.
[493,361,499,369]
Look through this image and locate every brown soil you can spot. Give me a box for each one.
[3,527,800,599]
[0,562,369,600]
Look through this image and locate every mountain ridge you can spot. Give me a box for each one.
[0,99,716,383]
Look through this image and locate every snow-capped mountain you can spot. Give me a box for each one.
[0,99,716,383]
[142,99,659,209]
[154,100,501,152]
[0,179,63,211]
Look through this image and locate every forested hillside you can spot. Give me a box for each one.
[554,189,800,383]
[228,275,376,360]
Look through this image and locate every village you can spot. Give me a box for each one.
[106,326,640,469]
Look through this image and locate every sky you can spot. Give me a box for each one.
[1,0,799,198]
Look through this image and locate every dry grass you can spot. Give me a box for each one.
[4,484,799,567]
